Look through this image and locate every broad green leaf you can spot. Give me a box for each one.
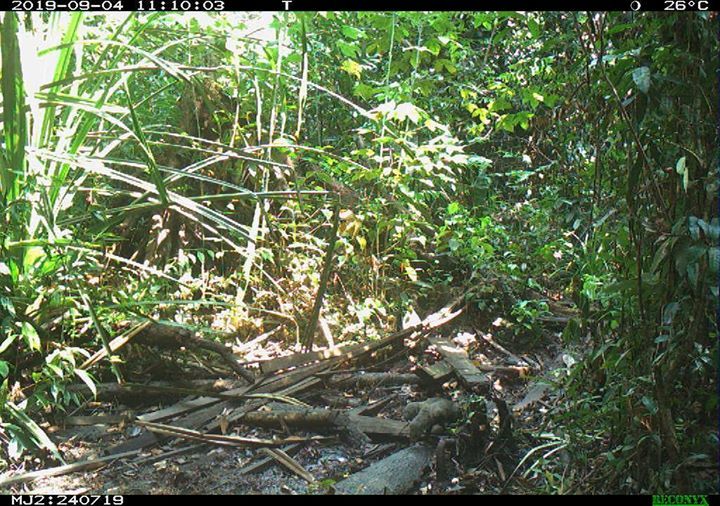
[528,18,541,38]
[632,66,651,94]
[23,246,46,273]
[5,401,65,463]
[404,263,418,282]
[74,368,97,398]
[337,40,358,58]
[340,26,364,39]
[0,333,17,354]
[21,322,41,352]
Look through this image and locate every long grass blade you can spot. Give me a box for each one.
[1,12,27,203]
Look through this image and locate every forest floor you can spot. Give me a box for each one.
[4,299,583,495]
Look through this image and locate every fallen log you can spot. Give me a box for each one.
[332,444,433,494]
[330,372,422,388]
[240,407,341,429]
[107,359,331,456]
[417,360,530,383]
[67,379,245,403]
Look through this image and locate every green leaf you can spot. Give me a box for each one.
[340,26,364,40]
[0,333,17,354]
[0,360,9,378]
[404,263,418,282]
[641,396,658,415]
[337,40,358,58]
[527,18,541,38]
[632,66,651,94]
[1,12,27,203]
[675,156,686,175]
[21,322,41,352]
[74,369,97,398]
[708,218,719,241]
[5,401,65,463]
[708,247,719,275]
[23,246,46,273]
[0,295,16,317]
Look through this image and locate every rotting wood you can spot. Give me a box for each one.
[348,395,395,417]
[416,360,454,383]
[108,361,329,456]
[332,444,433,495]
[347,414,410,439]
[240,407,341,429]
[67,379,245,403]
[418,360,530,383]
[258,342,357,374]
[258,295,466,375]
[0,449,141,489]
[429,336,490,390]
[330,372,422,389]
[108,298,464,456]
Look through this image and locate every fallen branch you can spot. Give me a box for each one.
[329,372,422,389]
[238,444,302,475]
[0,450,141,489]
[67,379,245,403]
[259,448,315,483]
[135,420,330,448]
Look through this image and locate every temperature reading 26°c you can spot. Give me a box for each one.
[664,0,709,9]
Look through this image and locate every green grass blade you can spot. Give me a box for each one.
[1,12,27,203]
[123,81,169,205]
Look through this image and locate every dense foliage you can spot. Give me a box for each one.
[0,11,716,493]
